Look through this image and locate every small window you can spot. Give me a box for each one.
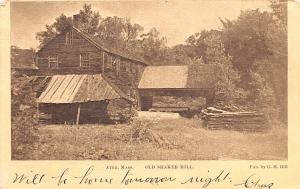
[102,52,108,70]
[120,61,126,72]
[108,55,113,69]
[116,60,120,76]
[66,31,73,45]
[48,55,58,68]
[129,62,132,73]
[125,61,131,72]
[80,53,90,67]
[112,58,117,70]
[131,64,136,74]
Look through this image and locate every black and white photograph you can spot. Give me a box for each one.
[10,0,287,160]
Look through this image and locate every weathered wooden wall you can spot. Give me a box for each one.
[39,99,132,124]
[37,29,103,70]
[35,27,146,100]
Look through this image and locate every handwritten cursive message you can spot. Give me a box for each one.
[12,165,274,188]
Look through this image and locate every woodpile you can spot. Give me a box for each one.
[202,108,267,132]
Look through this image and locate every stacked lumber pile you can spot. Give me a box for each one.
[202,107,267,132]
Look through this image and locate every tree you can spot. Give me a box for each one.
[186,30,248,108]
[163,44,196,65]
[186,32,205,59]
[36,4,100,48]
[36,24,59,48]
[11,46,35,68]
[123,18,144,43]
[214,63,248,109]
[98,16,127,48]
[220,9,273,80]
[270,0,287,26]
[201,31,248,107]
[267,0,287,123]
[219,2,287,123]
[248,71,279,123]
[36,14,73,48]
[35,4,171,64]
[139,27,168,64]
[97,16,143,50]
[76,4,101,34]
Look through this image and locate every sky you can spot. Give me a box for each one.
[11,0,271,49]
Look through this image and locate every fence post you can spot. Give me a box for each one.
[76,103,81,125]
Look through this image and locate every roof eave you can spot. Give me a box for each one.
[72,26,149,66]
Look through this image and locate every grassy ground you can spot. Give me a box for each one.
[31,118,287,160]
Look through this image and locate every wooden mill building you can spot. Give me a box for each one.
[31,25,216,124]
[34,26,147,124]
[35,26,148,94]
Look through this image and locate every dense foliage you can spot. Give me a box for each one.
[219,1,287,123]
[11,74,42,159]
[11,46,35,68]
[35,1,287,124]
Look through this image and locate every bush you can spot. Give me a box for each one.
[214,63,249,109]
[128,120,174,148]
[106,98,136,124]
[11,74,40,159]
[248,72,279,124]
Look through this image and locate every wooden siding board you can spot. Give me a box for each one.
[73,75,120,102]
[49,75,69,103]
[38,76,59,100]
[63,75,80,102]
[37,74,130,104]
[58,75,76,102]
[71,75,86,102]
[47,76,65,100]
[37,28,104,70]
[55,75,76,102]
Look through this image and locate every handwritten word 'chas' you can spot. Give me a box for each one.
[234,174,274,189]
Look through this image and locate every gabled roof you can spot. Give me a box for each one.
[36,26,148,65]
[37,74,132,104]
[139,66,188,89]
[72,27,148,65]
[138,64,216,89]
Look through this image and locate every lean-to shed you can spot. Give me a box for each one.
[37,74,133,124]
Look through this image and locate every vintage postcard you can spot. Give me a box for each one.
[0,0,300,188]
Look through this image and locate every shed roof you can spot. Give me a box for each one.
[138,64,216,89]
[37,74,131,104]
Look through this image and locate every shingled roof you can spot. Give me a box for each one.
[138,64,216,89]
[37,74,132,104]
